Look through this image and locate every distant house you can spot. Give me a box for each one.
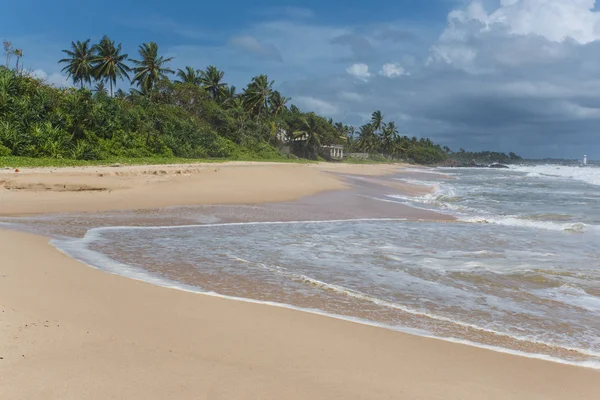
[276,128,307,143]
[320,145,344,160]
[277,129,344,160]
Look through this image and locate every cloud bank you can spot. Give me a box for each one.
[233,0,600,157]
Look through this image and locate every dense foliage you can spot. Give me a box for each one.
[343,111,449,164]
[1,37,460,164]
[450,149,523,165]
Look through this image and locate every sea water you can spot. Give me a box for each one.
[6,164,600,368]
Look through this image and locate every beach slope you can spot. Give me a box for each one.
[1,229,599,400]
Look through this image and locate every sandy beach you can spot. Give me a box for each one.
[0,162,401,216]
[1,162,599,399]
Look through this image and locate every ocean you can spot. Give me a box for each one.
[4,164,599,368]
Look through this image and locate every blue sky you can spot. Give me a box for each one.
[3,0,600,158]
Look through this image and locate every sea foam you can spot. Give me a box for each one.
[49,218,600,369]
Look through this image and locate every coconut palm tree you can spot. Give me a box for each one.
[94,81,107,95]
[93,35,130,96]
[358,123,378,153]
[243,74,273,117]
[371,110,383,132]
[392,135,407,155]
[130,42,174,95]
[3,40,13,68]
[13,49,23,74]
[220,84,237,108]
[59,39,96,89]
[175,66,201,85]
[200,65,226,99]
[114,88,127,100]
[381,121,398,154]
[294,113,322,147]
[269,90,289,116]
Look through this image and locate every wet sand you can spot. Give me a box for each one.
[1,162,599,399]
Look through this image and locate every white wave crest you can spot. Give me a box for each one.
[512,165,600,187]
[459,215,590,233]
[232,256,600,361]
[533,285,600,312]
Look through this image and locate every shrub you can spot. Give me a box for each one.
[0,143,11,156]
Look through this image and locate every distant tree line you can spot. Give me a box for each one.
[450,149,523,165]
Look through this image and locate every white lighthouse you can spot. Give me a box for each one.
[583,155,587,166]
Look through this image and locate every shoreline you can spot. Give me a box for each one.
[1,162,598,399]
[50,220,599,370]
[2,228,599,400]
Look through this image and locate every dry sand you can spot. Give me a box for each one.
[0,162,399,216]
[1,162,598,399]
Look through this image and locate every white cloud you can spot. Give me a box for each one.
[295,96,339,115]
[444,0,600,44]
[346,63,371,79]
[561,101,600,118]
[379,63,406,78]
[431,0,600,70]
[486,0,600,44]
[31,69,69,87]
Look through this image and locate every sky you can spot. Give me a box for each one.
[2,0,600,158]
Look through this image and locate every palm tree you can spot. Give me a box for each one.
[130,42,174,95]
[381,121,398,154]
[114,88,127,99]
[94,81,107,95]
[59,39,96,89]
[392,136,407,155]
[294,113,322,147]
[176,66,201,85]
[220,85,237,108]
[3,40,13,68]
[269,90,289,116]
[371,110,383,132]
[358,124,378,153]
[243,74,273,117]
[93,35,130,96]
[200,65,226,99]
[13,49,23,74]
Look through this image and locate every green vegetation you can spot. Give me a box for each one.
[343,112,449,164]
[0,155,312,168]
[1,36,465,167]
[450,149,523,165]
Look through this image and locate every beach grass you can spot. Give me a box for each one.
[0,155,314,168]
[342,155,400,164]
